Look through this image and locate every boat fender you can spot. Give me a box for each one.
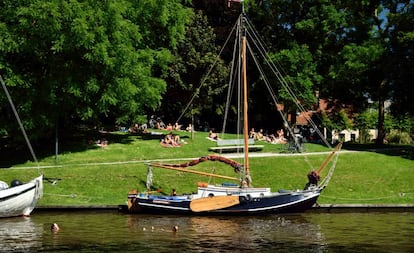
[11,179,24,187]
[241,194,252,203]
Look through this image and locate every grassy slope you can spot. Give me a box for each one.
[1,130,413,206]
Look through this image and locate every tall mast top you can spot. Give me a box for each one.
[228,0,245,14]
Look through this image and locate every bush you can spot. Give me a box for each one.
[387,130,413,144]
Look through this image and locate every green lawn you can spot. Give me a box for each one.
[1,129,413,206]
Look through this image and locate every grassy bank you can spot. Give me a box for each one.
[1,130,413,206]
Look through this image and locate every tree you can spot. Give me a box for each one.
[354,109,378,143]
[246,1,354,127]
[157,10,229,129]
[329,1,414,144]
[385,1,414,117]
[202,0,413,142]
[0,0,191,143]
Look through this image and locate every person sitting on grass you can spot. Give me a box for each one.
[249,128,257,139]
[256,129,264,141]
[161,132,182,147]
[209,129,219,140]
[166,123,173,131]
[173,123,182,130]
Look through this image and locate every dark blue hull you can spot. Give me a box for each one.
[128,191,320,215]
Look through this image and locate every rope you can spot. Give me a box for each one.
[44,193,114,200]
[303,153,315,171]
[244,16,331,148]
[175,20,238,125]
[245,32,316,170]
[1,75,42,175]
[318,151,339,189]
[43,193,78,198]
[221,17,241,138]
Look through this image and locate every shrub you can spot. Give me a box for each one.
[387,130,413,144]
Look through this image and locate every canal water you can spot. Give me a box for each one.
[1,211,412,252]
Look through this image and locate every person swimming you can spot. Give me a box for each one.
[51,223,60,233]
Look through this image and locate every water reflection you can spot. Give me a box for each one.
[0,217,43,252]
[307,213,414,252]
[0,211,413,252]
[124,214,325,252]
[190,216,325,252]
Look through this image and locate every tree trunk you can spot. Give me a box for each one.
[290,110,297,126]
[375,79,387,145]
[376,99,385,145]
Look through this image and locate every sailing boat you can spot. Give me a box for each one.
[126,6,341,215]
[0,75,43,218]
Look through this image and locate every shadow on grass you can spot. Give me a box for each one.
[0,128,193,168]
[0,128,134,168]
[342,142,414,160]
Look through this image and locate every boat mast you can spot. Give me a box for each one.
[240,3,250,186]
[242,29,249,175]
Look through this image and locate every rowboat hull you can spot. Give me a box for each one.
[0,175,43,218]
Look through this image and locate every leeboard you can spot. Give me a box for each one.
[190,196,240,212]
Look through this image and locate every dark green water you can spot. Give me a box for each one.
[1,211,413,252]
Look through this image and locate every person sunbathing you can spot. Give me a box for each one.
[162,132,181,147]
[166,123,173,130]
[249,128,257,139]
[209,130,219,140]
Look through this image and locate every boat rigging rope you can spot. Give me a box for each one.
[175,20,238,125]
[310,142,342,189]
[318,150,340,189]
[244,16,331,149]
[245,38,296,144]
[303,154,315,171]
[1,75,42,175]
[245,30,316,171]
[221,19,240,137]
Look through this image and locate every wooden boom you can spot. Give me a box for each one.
[317,142,343,174]
[149,163,239,181]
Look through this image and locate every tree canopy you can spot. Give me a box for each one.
[0,0,191,139]
[1,0,412,147]
[244,0,413,142]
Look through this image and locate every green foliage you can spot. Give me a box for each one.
[1,0,413,150]
[392,113,414,133]
[387,130,413,144]
[269,44,320,109]
[354,108,414,144]
[0,0,192,141]
[354,109,378,143]
[355,109,378,130]
[321,109,353,135]
[384,113,414,144]
[159,10,229,124]
[387,1,414,117]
